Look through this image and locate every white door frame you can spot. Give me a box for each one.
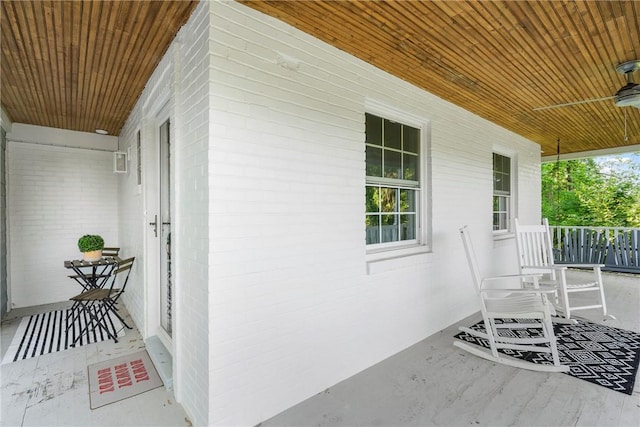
[144,101,173,353]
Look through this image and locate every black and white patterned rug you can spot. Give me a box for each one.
[454,319,640,395]
[2,309,125,364]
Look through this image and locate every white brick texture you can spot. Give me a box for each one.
[114,1,543,426]
[115,1,212,425]
[6,142,118,307]
[205,2,541,426]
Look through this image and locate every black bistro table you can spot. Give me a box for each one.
[64,257,119,290]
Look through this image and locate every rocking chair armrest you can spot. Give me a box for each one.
[556,263,604,269]
[521,264,568,271]
[480,288,557,295]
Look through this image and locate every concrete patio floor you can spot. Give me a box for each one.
[260,271,640,427]
[1,270,638,427]
[1,302,191,427]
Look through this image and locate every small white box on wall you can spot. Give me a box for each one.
[114,151,127,173]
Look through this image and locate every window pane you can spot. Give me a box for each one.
[493,213,508,231]
[493,194,509,231]
[400,214,416,240]
[493,153,511,231]
[494,153,508,174]
[366,215,380,244]
[366,146,382,177]
[380,187,397,212]
[382,214,397,225]
[501,172,510,193]
[502,156,510,175]
[384,150,401,179]
[493,172,505,193]
[494,154,509,172]
[381,214,398,243]
[403,126,419,154]
[136,130,142,186]
[365,112,423,247]
[366,213,380,226]
[403,153,418,181]
[384,120,401,150]
[499,196,508,211]
[493,153,511,193]
[366,186,380,213]
[493,195,508,211]
[366,113,382,146]
[400,189,416,212]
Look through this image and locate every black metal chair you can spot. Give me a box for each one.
[101,247,121,258]
[66,257,135,346]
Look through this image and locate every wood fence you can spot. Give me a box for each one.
[548,226,640,274]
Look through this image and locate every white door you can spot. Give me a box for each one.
[145,106,173,351]
[158,119,172,338]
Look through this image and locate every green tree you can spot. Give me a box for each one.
[542,154,640,227]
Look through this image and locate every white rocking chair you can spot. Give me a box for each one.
[455,226,569,373]
[514,218,613,320]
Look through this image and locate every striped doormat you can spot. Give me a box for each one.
[2,309,125,364]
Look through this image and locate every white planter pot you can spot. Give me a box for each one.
[82,250,103,262]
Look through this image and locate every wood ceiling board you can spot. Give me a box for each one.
[239,1,639,157]
[0,0,198,135]
[1,0,638,156]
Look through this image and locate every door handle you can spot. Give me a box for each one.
[149,214,158,237]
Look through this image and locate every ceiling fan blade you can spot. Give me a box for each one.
[533,95,615,111]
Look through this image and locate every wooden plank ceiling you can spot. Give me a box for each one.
[1,0,198,136]
[2,1,639,157]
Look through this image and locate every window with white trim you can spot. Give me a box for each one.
[365,113,421,247]
[493,152,511,232]
[136,130,142,186]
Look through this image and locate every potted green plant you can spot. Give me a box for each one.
[78,234,105,261]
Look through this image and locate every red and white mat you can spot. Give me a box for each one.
[88,350,163,409]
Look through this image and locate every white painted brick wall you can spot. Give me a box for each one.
[115,116,145,333]
[116,33,179,341]
[207,2,542,426]
[6,142,118,307]
[174,2,211,424]
[115,1,212,425]
[113,1,543,425]
[1,1,543,423]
